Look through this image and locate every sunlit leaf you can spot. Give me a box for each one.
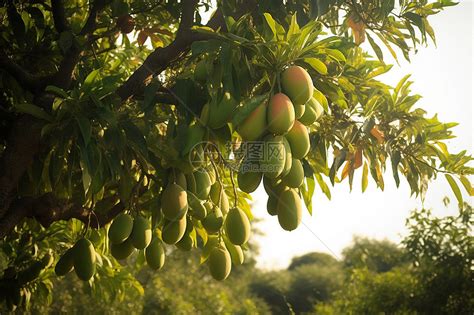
[445,174,463,206]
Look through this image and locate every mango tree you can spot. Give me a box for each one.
[0,0,472,309]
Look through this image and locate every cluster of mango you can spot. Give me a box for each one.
[55,238,97,281]
[235,66,324,231]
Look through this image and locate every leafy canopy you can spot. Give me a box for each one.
[0,0,472,310]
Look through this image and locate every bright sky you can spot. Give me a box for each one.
[254,2,474,269]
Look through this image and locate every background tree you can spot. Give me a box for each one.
[342,236,408,273]
[316,202,473,314]
[0,0,472,310]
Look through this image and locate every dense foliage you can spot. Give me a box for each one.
[0,200,471,313]
[316,202,473,314]
[0,0,472,310]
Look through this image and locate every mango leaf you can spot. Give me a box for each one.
[313,89,328,111]
[181,124,205,156]
[329,150,346,186]
[45,85,68,99]
[391,151,401,187]
[459,175,473,196]
[325,49,346,62]
[366,65,393,80]
[83,69,100,89]
[376,32,399,63]
[362,118,375,134]
[287,14,300,38]
[304,58,327,75]
[143,81,160,111]
[315,173,331,200]
[191,40,221,56]
[445,174,463,206]
[200,235,218,264]
[362,162,368,192]
[263,13,277,38]
[14,103,53,122]
[80,159,91,195]
[404,12,425,36]
[119,169,134,203]
[301,176,315,215]
[121,121,149,158]
[366,33,383,62]
[75,113,92,146]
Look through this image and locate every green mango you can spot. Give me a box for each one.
[294,103,305,119]
[200,103,210,125]
[194,169,212,200]
[260,135,286,179]
[277,189,302,231]
[224,237,245,265]
[237,102,267,141]
[187,191,207,220]
[263,177,287,196]
[176,233,193,251]
[111,238,135,260]
[18,260,43,284]
[130,216,152,249]
[73,238,96,281]
[282,158,304,188]
[194,59,207,82]
[208,92,237,129]
[108,213,134,244]
[237,160,262,193]
[206,166,217,185]
[55,248,75,276]
[162,216,187,245]
[186,173,197,193]
[208,246,232,281]
[267,195,278,216]
[280,137,293,177]
[210,182,230,215]
[202,206,223,234]
[267,93,295,135]
[298,97,317,125]
[168,170,187,190]
[145,238,165,270]
[161,183,188,221]
[286,120,310,159]
[225,207,251,245]
[281,66,314,105]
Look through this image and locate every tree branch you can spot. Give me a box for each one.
[0,52,52,91]
[116,0,219,101]
[0,2,224,238]
[0,194,125,239]
[51,0,69,33]
[79,0,109,36]
[51,46,83,89]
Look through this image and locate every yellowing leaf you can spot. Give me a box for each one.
[304,58,327,75]
[370,126,385,144]
[362,162,368,192]
[375,162,384,190]
[341,161,351,180]
[445,174,463,206]
[137,31,148,46]
[460,175,474,196]
[347,15,366,45]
